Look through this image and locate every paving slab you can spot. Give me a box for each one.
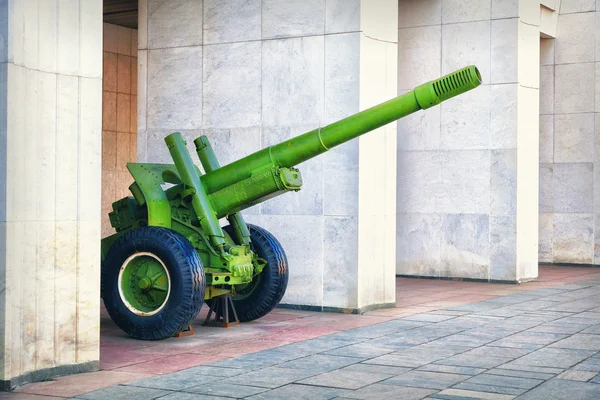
[184,383,269,398]
[340,383,437,400]
[244,384,350,400]
[221,366,318,389]
[549,333,600,350]
[508,348,596,369]
[277,354,363,373]
[572,356,600,372]
[75,385,172,400]
[432,388,516,400]
[158,393,233,400]
[556,370,598,381]
[125,372,220,391]
[380,370,469,389]
[433,354,513,369]
[323,342,401,358]
[417,364,486,376]
[460,373,543,390]
[298,369,392,389]
[452,382,526,396]
[485,368,556,381]
[341,363,412,376]
[516,378,600,399]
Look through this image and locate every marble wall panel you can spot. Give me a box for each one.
[262,36,324,126]
[491,0,518,19]
[323,216,358,308]
[539,65,554,115]
[540,164,554,215]
[396,151,438,213]
[397,25,441,90]
[201,127,262,167]
[57,0,79,76]
[491,18,518,84]
[441,0,490,24]
[595,165,600,214]
[490,215,516,281]
[396,213,441,275]
[322,144,359,216]
[148,0,202,49]
[440,84,491,150]
[552,163,594,213]
[555,13,595,64]
[202,42,261,129]
[553,213,594,263]
[324,33,360,124]
[539,115,554,163]
[490,149,517,215]
[258,215,324,306]
[539,213,553,263]
[0,2,9,63]
[147,46,202,129]
[326,0,360,34]
[555,63,595,114]
[203,0,261,44]
[490,84,518,149]
[262,0,325,39]
[397,0,441,28]
[560,0,596,13]
[437,150,490,214]
[440,214,490,279]
[442,21,491,84]
[397,105,441,151]
[596,114,600,163]
[540,38,554,66]
[594,214,600,265]
[554,113,594,163]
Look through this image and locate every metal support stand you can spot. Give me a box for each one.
[173,325,195,338]
[203,293,240,328]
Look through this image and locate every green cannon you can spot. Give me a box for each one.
[101,66,482,340]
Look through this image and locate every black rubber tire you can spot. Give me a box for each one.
[102,226,205,340]
[222,224,288,322]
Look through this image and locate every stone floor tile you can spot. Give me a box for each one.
[298,369,392,389]
[433,354,513,369]
[402,313,458,323]
[516,378,600,399]
[75,385,172,400]
[417,363,486,376]
[556,370,598,381]
[433,388,516,400]
[461,373,543,390]
[549,333,600,350]
[527,324,586,334]
[341,320,427,338]
[0,394,65,399]
[220,366,317,388]
[452,382,525,396]
[485,368,556,381]
[158,393,233,400]
[493,363,564,375]
[573,357,600,372]
[580,324,600,334]
[340,383,436,399]
[324,342,400,358]
[497,331,568,345]
[381,370,469,389]
[179,365,247,377]
[342,363,412,376]
[508,348,596,368]
[486,340,545,351]
[244,384,350,400]
[184,383,268,398]
[125,372,220,390]
[277,354,362,373]
[459,346,533,360]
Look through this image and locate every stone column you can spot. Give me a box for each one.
[395,0,541,282]
[0,0,103,389]
[138,0,397,312]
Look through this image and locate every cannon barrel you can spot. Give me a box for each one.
[200,65,481,195]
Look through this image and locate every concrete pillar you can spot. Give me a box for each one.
[138,0,397,312]
[0,0,103,389]
[395,0,541,282]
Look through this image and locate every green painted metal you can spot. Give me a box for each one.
[119,253,169,314]
[102,65,481,303]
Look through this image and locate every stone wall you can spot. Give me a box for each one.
[102,23,138,238]
[138,0,398,310]
[0,0,102,388]
[539,1,600,265]
[395,0,541,282]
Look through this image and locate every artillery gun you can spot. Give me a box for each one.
[101,66,482,340]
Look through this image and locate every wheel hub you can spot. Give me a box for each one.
[118,252,171,316]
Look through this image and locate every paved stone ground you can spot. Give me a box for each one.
[5,266,600,399]
[50,275,600,398]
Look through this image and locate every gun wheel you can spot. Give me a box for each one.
[102,226,205,340]
[221,224,288,322]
